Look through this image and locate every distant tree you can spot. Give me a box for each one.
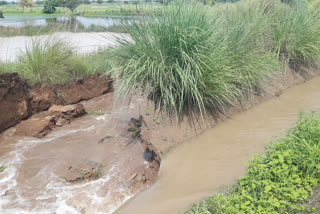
[201,0,216,5]
[18,0,34,10]
[83,0,91,4]
[97,0,103,4]
[0,1,8,6]
[43,0,59,14]
[63,0,81,13]
[0,10,4,18]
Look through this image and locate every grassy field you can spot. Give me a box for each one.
[0,2,163,16]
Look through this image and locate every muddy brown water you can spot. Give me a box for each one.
[117,76,320,214]
[0,93,151,214]
[1,75,320,214]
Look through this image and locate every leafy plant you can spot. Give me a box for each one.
[186,112,320,213]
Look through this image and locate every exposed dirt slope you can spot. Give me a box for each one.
[0,73,113,134]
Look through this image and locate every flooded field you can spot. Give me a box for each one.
[0,15,134,32]
[0,32,129,62]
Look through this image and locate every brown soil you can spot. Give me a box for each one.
[301,185,320,213]
[0,73,113,134]
[29,73,113,114]
[0,73,30,133]
[139,68,320,156]
[15,104,87,138]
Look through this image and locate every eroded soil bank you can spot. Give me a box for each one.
[0,72,113,134]
[1,69,320,213]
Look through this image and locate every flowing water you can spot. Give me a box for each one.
[0,93,150,214]
[117,75,320,214]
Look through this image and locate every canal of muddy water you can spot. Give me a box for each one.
[117,75,320,214]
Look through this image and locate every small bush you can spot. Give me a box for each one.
[0,10,4,18]
[16,37,86,85]
[186,112,320,213]
[113,1,278,120]
[272,1,320,67]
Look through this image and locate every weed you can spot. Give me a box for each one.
[0,165,6,173]
[186,112,320,213]
[88,110,105,116]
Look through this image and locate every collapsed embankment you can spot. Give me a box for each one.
[1,66,319,214]
[0,72,162,213]
[0,72,113,135]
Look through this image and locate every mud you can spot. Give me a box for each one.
[15,104,87,138]
[0,89,161,213]
[0,72,113,134]
[1,67,320,213]
[0,73,30,133]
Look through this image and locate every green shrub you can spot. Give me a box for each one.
[272,1,320,67]
[16,37,86,85]
[113,1,278,120]
[0,10,4,18]
[186,112,320,213]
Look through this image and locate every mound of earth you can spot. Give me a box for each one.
[0,72,113,134]
[29,73,113,114]
[15,104,87,138]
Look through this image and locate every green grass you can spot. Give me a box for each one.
[11,37,111,85]
[186,112,320,213]
[111,0,320,120]
[0,3,163,16]
[272,1,320,68]
[112,1,280,120]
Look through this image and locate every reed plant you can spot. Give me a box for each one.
[15,37,79,85]
[113,1,279,120]
[271,0,320,67]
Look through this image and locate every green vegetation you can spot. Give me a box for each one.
[0,2,163,16]
[11,37,110,85]
[0,10,3,18]
[186,112,320,213]
[0,19,125,37]
[43,0,81,14]
[272,1,320,67]
[0,165,6,173]
[18,0,34,10]
[112,0,320,120]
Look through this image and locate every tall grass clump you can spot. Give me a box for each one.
[186,112,320,213]
[16,37,87,85]
[113,1,278,120]
[272,0,320,67]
